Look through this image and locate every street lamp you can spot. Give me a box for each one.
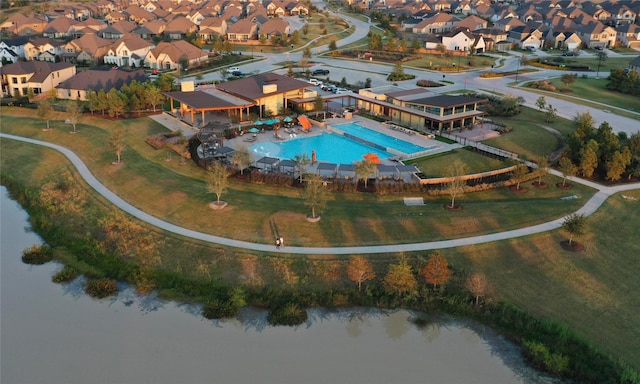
[515,58,520,82]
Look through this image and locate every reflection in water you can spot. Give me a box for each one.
[0,187,561,384]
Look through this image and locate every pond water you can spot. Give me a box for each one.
[0,187,559,384]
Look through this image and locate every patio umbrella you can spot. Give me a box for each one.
[283,116,293,122]
[249,127,260,133]
[254,120,264,126]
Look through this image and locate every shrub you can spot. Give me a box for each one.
[21,244,53,265]
[267,302,308,326]
[416,79,443,87]
[52,265,80,283]
[202,300,239,319]
[85,278,118,298]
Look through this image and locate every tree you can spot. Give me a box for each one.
[443,160,467,208]
[108,127,126,163]
[347,256,376,291]
[64,100,82,133]
[544,103,557,123]
[579,139,599,177]
[561,213,586,246]
[86,90,99,114]
[511,163,529,190]
[595,121,620,164]
[388,61,405,81]
[294,153,311,182]
[96,89,109,115]
[534,156,549,185]
[560,73,577,90]
[355,159,376,188]
[574,111,595,139]
[107,89,127,118]
[383,260,417,296]
[303,47,312,59]
[313,94,324,112]
[37,98,53,130]
[535,96,547,111]
[466,273,490,305]
[606,147,632,181]
[436,43,447,57]
[558,156,577,187]
[421,251,451,290]
[595,50,608,78]
[206,162,230,207]
[145,85,164,112]
[231,145,252,175]
[302,173,327,219]
[328,40,337,51]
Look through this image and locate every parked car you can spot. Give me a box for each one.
[334,87,350,94]
[309,78,323,86]
[562,51,576,57]
[312,69,330,76]
[228,67,240,72]
[320,84,335,92]
[231,70,244,77]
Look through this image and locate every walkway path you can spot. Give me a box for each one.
[2,133,638,255]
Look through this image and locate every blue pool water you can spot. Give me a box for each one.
[334,122,428,154]
[251,132,392,164]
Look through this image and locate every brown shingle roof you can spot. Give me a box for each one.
[216,73,310,101]
[56,68,147,92]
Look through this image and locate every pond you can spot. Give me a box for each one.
[0,187,559,384]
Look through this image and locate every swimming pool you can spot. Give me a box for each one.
[250,132,392,164]
[334,122,427,154]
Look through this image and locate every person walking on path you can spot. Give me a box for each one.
[279,236,284,248]
[276,238,281,249]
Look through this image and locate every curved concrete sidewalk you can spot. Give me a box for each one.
[2,133,638,255]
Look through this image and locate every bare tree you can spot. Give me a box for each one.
[421,251,451,290]
[465,273,491,305]
[206,162,230,208]
[443,160,467,208]
[355,160,376,189]
[108,127,126,163]
[231,145,251,175]
[37,99,53,130]
[302,173,327,219]
[347,256,376,291]
[64,100,82,133]
[294,153,311,183]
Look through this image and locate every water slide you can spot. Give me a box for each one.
[297,115,312,130]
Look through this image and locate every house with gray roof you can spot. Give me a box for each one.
[0,61,76,98]
[55,67,147,100]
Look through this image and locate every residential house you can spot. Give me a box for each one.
[493,17,525,32]
[131,20,166,39]
[62,33,112,65]
[454,15,488,31]
[442,28,475,51]
[104,11,127,24]
[164,16,198,40]
[24,37,65,61]
[100,20,138,39]
[453,0,473,15]
[103,34,154,67]
[227,19,258,41]
[518,5,543,23]
[198,18,228,41]
[546,29,581,50]
[124,6,156,24]
[471,35,488,53]
[187,10,206,25]
[576,22,616,48]
[608,4,637,25]
[70,17,107,37]
[412,13,458,34]
[289,3,309,16]
[0,36,29,61]
[43,15,78,38]
[1,14,48,36]
[629,55,640,72]
[265,0,288,17]
[55,67,147,100]
[0,61,76,98]
[258,18,290,40]
[143,40,208,70]
[616,23,640,48]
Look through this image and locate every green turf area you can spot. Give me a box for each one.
[444,189,640,369]
[545,77,640,113]
[481,107,575,160]
[406,148,506,176]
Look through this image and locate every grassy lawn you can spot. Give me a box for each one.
[482,107,574,160]
[537,57,632,74]
[545,77,640,113]
[2,105,640,370]
[444,188,640,369]
[406,148,506,176]
[0,107,595,248]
